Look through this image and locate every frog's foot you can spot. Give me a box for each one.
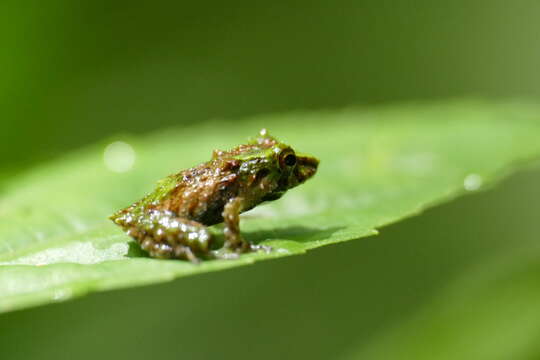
[209,247,240,260]
[141,240,201,264]
[233,242,272,254]
[212,242,272,260]
[248,243,272,253]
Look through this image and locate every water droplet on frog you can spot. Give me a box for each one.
[103,141,136,173]
[464,173,483,191]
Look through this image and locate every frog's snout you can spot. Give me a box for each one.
[295,156,319,183]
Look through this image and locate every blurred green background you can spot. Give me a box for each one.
[3,0,540,171]
[2,1,540,359]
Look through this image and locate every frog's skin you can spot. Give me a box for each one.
[110,129,319,262]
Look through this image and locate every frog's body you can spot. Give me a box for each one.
[110,129,319,262]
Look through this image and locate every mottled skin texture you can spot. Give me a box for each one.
[110,129,319,262]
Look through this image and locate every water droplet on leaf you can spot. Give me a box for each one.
[103,141,136,173]
[464,173,483,191]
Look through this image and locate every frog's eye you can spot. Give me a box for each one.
[284,154,296,166]
[279,150,297,169]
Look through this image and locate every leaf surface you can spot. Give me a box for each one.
[1,100,540,312]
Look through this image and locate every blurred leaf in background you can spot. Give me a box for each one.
[347,247,540,360]
[3,0,540,171]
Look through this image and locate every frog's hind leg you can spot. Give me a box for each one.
[112,209,212,263]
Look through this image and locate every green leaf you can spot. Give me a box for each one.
[1,100,540,313]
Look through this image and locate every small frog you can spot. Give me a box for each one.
[110,129,319,262]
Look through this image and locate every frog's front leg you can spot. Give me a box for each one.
[222,197,246,251]
[113,209,212,263]
[221,197,271,254]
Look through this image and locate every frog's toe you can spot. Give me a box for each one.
[209,248,240,260]
[208,242,272,260]
[246,243,272,254]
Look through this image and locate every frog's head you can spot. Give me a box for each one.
[230,129,319,203]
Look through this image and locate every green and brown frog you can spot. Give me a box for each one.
[110,129,319,262]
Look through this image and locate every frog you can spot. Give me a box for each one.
[110,129,319,263]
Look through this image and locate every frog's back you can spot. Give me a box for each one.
[152,159,241,225]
